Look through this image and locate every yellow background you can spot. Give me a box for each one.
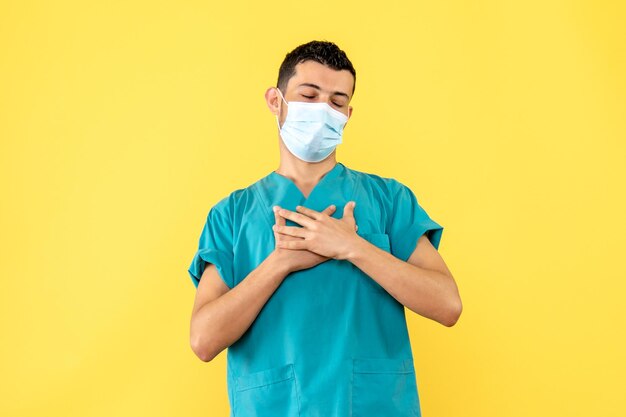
[1,1,624,416]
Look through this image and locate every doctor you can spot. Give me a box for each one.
[188,40,462,417]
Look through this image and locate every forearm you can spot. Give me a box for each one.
[191,251,289,360]
[347,237,461,326]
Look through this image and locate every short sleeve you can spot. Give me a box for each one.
[187,200,235,289]
[387,180,444,262]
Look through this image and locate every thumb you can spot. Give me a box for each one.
[343,201,356,222]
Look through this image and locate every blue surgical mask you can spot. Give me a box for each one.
[275,88,349,163]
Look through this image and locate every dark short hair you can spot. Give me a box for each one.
[276,40,356,97]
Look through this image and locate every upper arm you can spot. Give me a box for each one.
[406,234,453,278]
[187,198,236,290]
[386,179,444,262]
[191,263,230,316]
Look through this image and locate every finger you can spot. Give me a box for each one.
[273,206,287,248]
[273,206,285,227]
[295,205,323,221]
[321,204,336,216]
[272,207,281,248]
[276,239,308,250]
[274,206,302,241]
[273,224,308,238]
[277,207,316,228]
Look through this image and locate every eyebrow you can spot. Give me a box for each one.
[297,83,350,99]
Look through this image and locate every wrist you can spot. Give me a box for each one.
[343,234,369,262]
[267,249,293,276]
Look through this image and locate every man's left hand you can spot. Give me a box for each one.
[273,202,361,260]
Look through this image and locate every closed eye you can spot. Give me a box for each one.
[301,94,343,107]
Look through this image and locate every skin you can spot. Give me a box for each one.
[190,60,462,362]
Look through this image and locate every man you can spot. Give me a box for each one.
[187,40,462,417]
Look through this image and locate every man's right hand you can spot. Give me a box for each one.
[272,204,337,274]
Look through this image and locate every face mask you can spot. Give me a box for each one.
[275,87,349,163]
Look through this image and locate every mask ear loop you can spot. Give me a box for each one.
[275,87,288,130]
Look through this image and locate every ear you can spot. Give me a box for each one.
[264,87,281,116]
[343,105,353,125]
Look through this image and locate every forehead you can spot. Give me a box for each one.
[287,60,354,97]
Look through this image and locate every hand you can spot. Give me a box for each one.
[272,203,338,274]
[273,201,360,261]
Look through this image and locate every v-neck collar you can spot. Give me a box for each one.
[254,161,348,229]
[269,161,344,202]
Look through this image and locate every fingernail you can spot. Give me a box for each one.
[273,206,279,212]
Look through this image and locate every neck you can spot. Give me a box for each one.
[275,140,338,186]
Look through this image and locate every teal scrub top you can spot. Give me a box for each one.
[188,161,443,417]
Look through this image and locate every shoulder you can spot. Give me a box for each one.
[207,187,247,219]
[209,174,270,219]
[343,164,407,200]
